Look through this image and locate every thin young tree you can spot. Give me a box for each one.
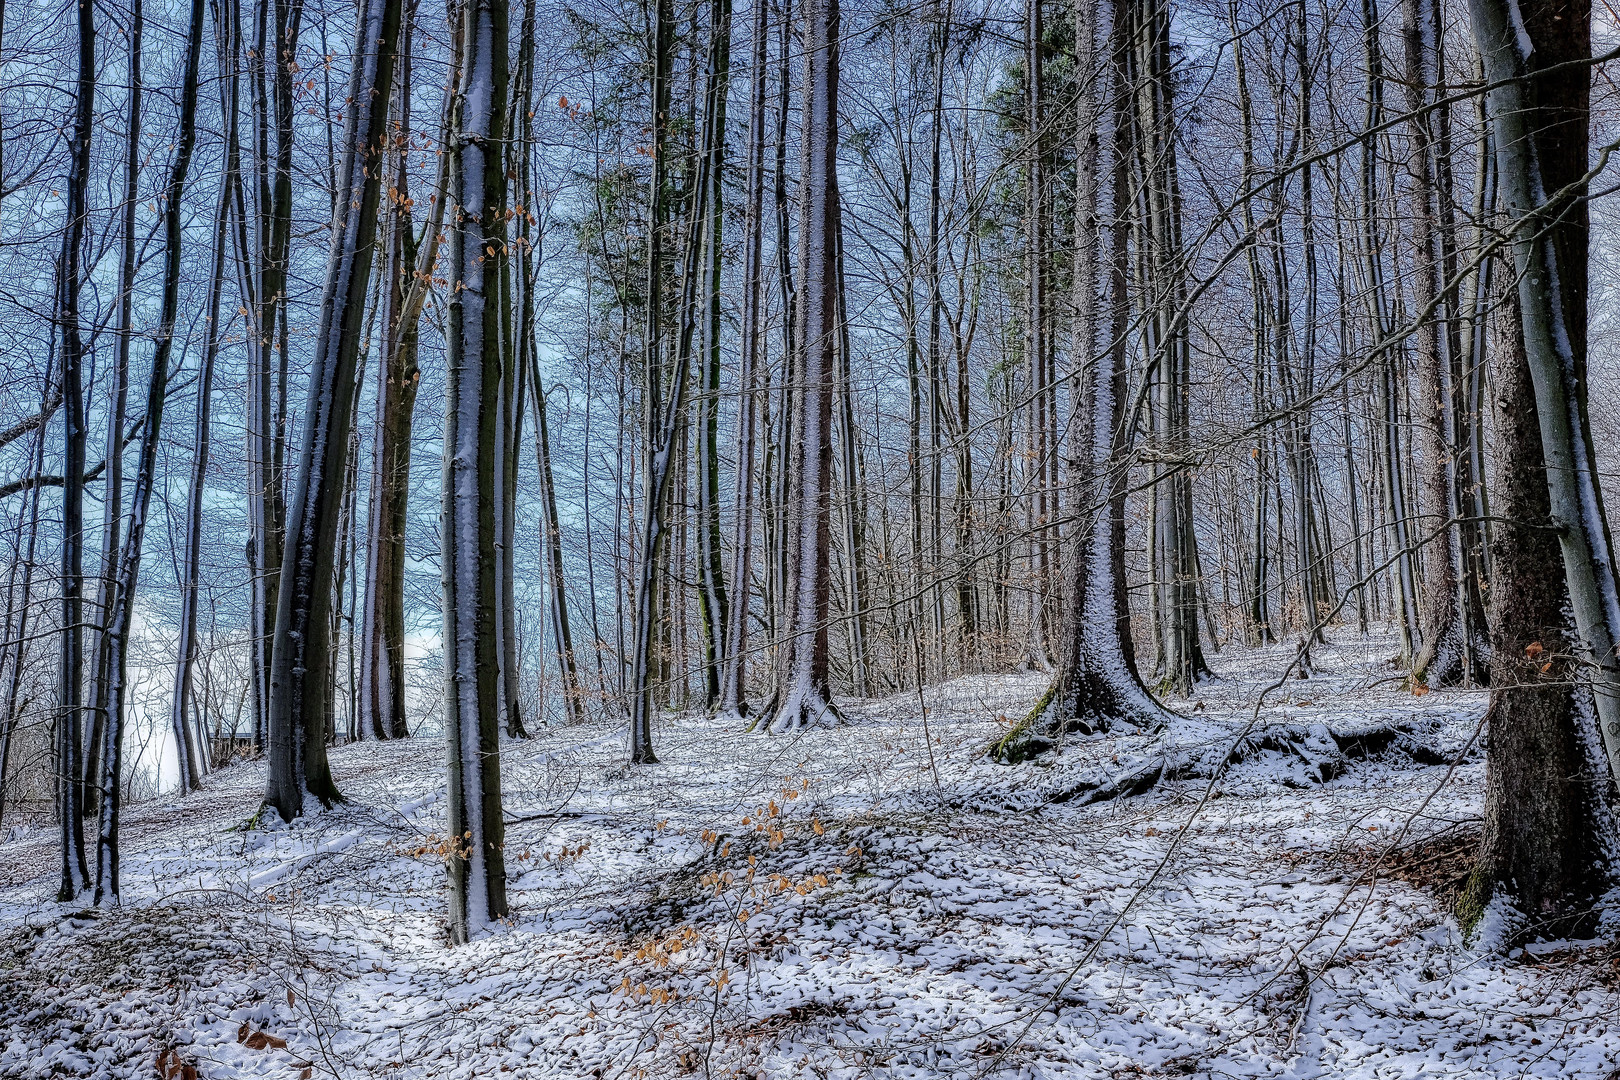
[55,0,97,902]
[716,0,772,725]
[96,0,210,902]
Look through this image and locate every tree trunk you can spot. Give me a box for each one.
[696,0,734,712]
[1456,282,1606,938]
[55,0,96,902]
[443,0,510,941]
[264,0,403,821]
[84,2,142,812]
[628,0,675,764]
[1467,0,1620,780]
[993,0,1166,763]
[718,0,771,723]
[767,0,842,733]
[171,17,239,797]
[95,0,208,902]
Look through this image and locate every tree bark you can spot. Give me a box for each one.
[443,0,510,941]
[767,0,842,733]
[264,0,404,820]
[1467,0,1620,780]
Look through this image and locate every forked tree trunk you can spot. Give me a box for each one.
[443,0,510,941]
[767,0,841,733]
[95,0,208,902]
[628,0,674,764]
[264,0,403,821]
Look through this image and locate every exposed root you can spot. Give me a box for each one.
[990,672,1169,765]
[1040,719,1460,806]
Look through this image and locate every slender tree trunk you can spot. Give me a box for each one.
[171,24,239,796]
[84,4,142,811]
[264,0,403,820]
[718,0,772,723]
[1405,0,1468,687]
[55,0,96,902]
[696,0,734,712]
[629,0,674,763]
[95,0,208,902]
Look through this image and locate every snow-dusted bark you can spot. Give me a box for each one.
[1467,0,1620,781]
[94,0,209,903]
[1457,281,1608,937]
[993,0,1168,764]
[767,0,843,734]
[84,3,142,809]
[264,0,404,821]
[695,0,734,713]
[442,0,510,941]
[1404,0,1473,689]
[55,0,97,902]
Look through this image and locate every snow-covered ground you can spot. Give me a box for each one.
[4,633,1619,1078]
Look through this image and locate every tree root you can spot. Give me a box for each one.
[1038,719,1459,807]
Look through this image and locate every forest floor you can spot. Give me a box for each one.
[4,632,1620,1079]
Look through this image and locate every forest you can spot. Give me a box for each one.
[2,0,1620,1072]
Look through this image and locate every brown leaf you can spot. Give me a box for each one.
[244,1031,269,1050]
[287,988,296,1008]
[236,1022,249,1043]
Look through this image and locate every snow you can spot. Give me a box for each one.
[4,632,1619,1078]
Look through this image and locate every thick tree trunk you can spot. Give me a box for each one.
[443,0,510,941]
[767,0,842,733]
[1457,284,1607,938]
[993,0,1166,763]
[1468,0,1620,780]
[264,0,403,821]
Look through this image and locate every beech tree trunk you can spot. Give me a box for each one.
[55,0,96,902]
[1468,0,1620,781]
[443,0,510,941]
[264,0,403,821]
